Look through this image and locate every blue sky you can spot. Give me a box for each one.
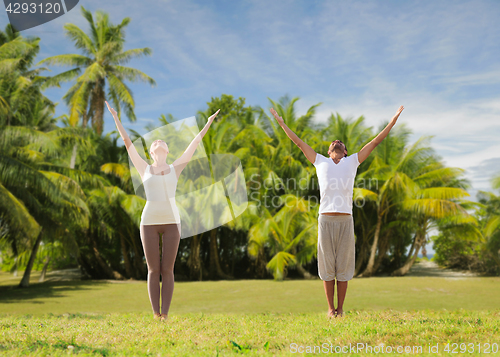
[3,0,500,205]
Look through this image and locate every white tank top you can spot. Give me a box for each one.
[312,152,360,215]
[143,164,177,201]
[140,164,181,225]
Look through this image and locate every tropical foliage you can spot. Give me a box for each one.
[0,8,498,288]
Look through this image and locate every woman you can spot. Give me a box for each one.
[105,101,219,321]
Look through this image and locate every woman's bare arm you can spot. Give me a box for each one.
[105,101,148,178]
[172,109,220,179]
[270,108,317,164]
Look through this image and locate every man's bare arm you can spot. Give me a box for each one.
[358,105,404,164]
[270,108,317,164]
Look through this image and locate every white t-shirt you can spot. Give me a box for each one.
[313,152,360,215]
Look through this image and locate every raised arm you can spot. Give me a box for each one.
[172,109,220,178]
[105,101,148,178]
[270,108,317,164]
[358,105,404,164]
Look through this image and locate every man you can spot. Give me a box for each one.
[270,105,404,318]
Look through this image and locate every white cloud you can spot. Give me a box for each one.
[6,0,500,196]
[433,70,500,87]
[294,83,500,197]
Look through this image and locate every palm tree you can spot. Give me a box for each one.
[18,178,89,287]
[261,95,323,169]
[244,96,325,279]
[194,95,255,279]
[37,6,156,171]
[320,112,373,157]
[0,26,95,286]
[229,120,276,279]
[0,124,92,287]
[248,195,318,280]
[63,128,145,280]
[476,175,500,270]
[357,133,472,276]
[0,24,52,128]
[354,121,416,278]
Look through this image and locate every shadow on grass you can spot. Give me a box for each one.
[0,280,111,304]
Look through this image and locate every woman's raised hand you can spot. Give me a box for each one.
[270,108,284,126]
[208,109,221,123]
[391,105,405,124]
[105,101,118,117]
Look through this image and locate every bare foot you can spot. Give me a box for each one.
[327,309,335,318]
[153,312,161,320]
[337,308,344,317]
[160,313,168,322]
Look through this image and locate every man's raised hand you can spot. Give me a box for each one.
[270,108,284,126]
[391,106,405,124]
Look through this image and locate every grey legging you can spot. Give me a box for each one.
[140,223,181,315]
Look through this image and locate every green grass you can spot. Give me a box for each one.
[1,272,500,315]
[1,272,500,355]
[1,310,499,356]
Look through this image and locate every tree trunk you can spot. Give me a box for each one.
[253,247,268,278]
[290,246,313,279]
[82,108,89,128]
[231,231,237,277]
[391,232,424,276]
[393,232,406,268]
[372,231,391,274]
[359,214,383,277]
[188,234,203,281]
[89,233,125,280]
[11,240,18,277]
[354,238,369,276]
[131,235,145,279]
[38,256,50,282]
[295,263,314,279]
[208,228,233,279]
[92,81,105,136]
[120,235,134,279]
[69,143,78,169]
[78,253,100,279]
[12,256,18,277]
[406,233,417,261]
[19,229,43,288]
[490,250,500,269]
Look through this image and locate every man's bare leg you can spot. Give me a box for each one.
[336,280,348,316]
[323,280,336,317]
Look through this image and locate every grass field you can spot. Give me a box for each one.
[1,310,500,356]
[1,272,499,315]
[1,272,499,355]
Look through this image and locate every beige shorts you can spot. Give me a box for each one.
[317,214,355,281]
